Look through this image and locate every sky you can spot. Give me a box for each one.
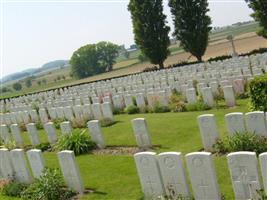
[1,0,254,77]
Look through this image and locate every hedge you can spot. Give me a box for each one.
[249,74,267,111]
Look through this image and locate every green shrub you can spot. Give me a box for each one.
[132,97,137,105]
[54,129,96,155]
[72,118,87,128]
[213,88,224,101]
[153,103,170,113]
[169,92,187,112]
[53,119,66,129]
[113,107,124,115]
[19,123,27,132]
[35,121,43,130]
[21,168,76,200]
[213,132,267,155]
[12,82,22,91]
[169,93,185,112]
[35,142,51,152]
[100,118,116,127]
[208,54,232,62]
[185,102,211,112]
[236,92,249,100]
[1,179,28,197]
[249,74,267,111]
[125,105,140,114]
[0,140,17,150]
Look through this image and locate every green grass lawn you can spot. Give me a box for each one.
[0,99,251,199]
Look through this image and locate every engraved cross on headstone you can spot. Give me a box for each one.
[198,179,209,198]
[233,166,258,198]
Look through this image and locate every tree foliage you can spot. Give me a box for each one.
[12,82,22,91]
[245,0,267,38]
[128,0,170,69]
[25,77,33,88]
[70,41,119,79]
[169,0,212,61]
[97,41,119,71]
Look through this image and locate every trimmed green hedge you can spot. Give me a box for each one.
[249,74,267,111]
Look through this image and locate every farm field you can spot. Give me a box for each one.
[0,99,250,200]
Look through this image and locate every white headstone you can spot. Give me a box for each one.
[134,152,164,199]
[56,107,65,119]
[223,86,236,107]
[197,114,219,151]
[39,108,49,123]
[87,120,106,149]
[48,107,57,120]
[43,122,57,144]
[10,149,32,183]
[73,105,83,122]
[131,118,152,149]
[245,111,267,136]
[63,106,75,121]
[210,82,219,96]
[158,152,190,198]
[0,148,14,179]
[186,88,197,104]
[225,112,246,135]
[60,121,73,135]
[227,152,261,199]
[0,124,11,144]
[91,103,103,120]
[29,110,39,122]
[10,124,23,146]
[26,123,41,146]
[201,87,214,107]
[101,102,114,121]
[136,93,146,109]
[82,104,93,120]
[233,79,245,94]
[124,94,134,108]
[259,152,267,194]
[112,95,124,109]
[57,150,84,193]
[185,152,221,200]
[27,149,45,178]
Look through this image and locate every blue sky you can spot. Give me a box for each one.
[1,0,253,77]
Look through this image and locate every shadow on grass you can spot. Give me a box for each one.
[81,188,107,197]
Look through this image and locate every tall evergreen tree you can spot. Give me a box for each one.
[128,0,170,69]
[245,0,267,38]
[169,0,212,61]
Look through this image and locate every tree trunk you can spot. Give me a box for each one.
[196,55,202,62]
[159,61,164,69]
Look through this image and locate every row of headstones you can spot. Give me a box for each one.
[2,53,264,112]
[198,111,267,151]
[3,65,252,114]
[0,119,109,148]
[185,84,237,108]
[44,102,114,123]
[134,151,267,200]
[0,118,147,150]
[0,148,84,193]
[0,58,258,113]
[1,54,266,115]
[0,121,72,146]
[6,52,267,102]
[0,102,114,126]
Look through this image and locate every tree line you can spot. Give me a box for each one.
[70,0,267,79]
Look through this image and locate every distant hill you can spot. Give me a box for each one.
[41,60,69,70]
[1,60,69,84]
